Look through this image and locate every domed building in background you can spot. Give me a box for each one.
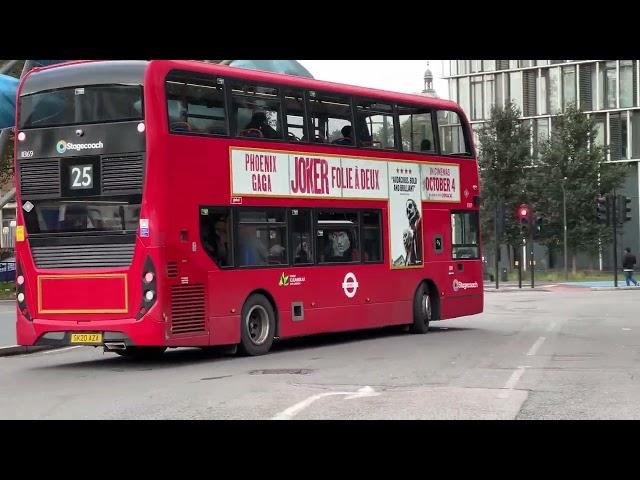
[419,62,438,98]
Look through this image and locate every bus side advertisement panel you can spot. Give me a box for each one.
[388,162,423,269]
[420,163,461,203]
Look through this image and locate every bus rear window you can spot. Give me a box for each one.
[23,197,141,234]
[19,84,143,129]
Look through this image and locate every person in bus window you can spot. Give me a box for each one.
[239,225,285,265]
[332,125,353,145]
[209,219,231,266]
[242,111,279,139]
[420,138,432,151]
[295,239,311,263]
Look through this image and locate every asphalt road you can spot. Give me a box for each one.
[1,287,640,419]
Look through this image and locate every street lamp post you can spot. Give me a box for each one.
[562,177,568,281]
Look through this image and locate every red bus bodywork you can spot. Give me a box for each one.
[15,60,483,351]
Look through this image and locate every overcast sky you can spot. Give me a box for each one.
[298,60,449,98]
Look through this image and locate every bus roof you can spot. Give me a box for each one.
[158,60,462,113]
[20,60,148,96]
[22,60,462,115]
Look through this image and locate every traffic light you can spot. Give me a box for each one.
[518,204,530,235]
[534,216,544,238]
[596,195,609,225]
[620,195,632,223]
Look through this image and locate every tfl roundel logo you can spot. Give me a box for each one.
[56,140,67,154]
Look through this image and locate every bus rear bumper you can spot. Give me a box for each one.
[16,312,165,347]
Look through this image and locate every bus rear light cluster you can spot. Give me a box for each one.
[16,262,31,321]
[137,256,157,320]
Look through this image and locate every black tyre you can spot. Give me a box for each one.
[114,346,167,359]
[239,294,276,356]
[410,283,432,334]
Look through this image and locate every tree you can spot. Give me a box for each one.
[476,102,532,268]
[528,103,627,273]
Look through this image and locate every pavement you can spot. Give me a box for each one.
[0,301,54,356]
[2,288,640,419]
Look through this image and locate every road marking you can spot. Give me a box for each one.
[498,366,528,399]
[546,322,557,332]
[42,346,83,354]
[527,336,546,356]
[623,328,632,331]
[272,386,379,420]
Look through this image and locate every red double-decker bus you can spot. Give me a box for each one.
[14,60,482,357]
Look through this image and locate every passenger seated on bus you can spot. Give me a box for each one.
[332,125,353,145]
[238,225,286,266]
[202,218,230,266]
[294,240,312,263]
[420,138,432,151]
[240,111,279,139]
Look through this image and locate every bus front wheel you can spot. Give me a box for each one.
[410,283,431,334]
[239,294,276,356]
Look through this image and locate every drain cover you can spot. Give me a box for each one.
[249,368,313,375]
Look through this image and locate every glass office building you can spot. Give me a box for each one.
[444,60,640,270]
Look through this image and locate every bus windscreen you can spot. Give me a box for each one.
[19,84,143,129]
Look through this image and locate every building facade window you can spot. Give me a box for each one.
[593,114,606,151]
[537,71,548,115]
[449,78,458,104]
[591,63,599,111]
[509,60,518,69]
[495,73,506,109]
[609,112,628,160]
[509,71,523,112]
[599,61,617,109]
[483,60,496,72]
[620,60,634,108]
[534,117,549,158]
[519,60,533,68]
[631,111,640,158]
[549,67,560,113]
[449,60,458,76]
[457,60,468,75]
[471,76,483,120]
[458,76,470,115]
[484,74,495,118]
[471,60,482,73]
[562,65,576,109]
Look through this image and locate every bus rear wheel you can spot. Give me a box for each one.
[239,294,275,356]
[113,347,167,359]
[410,283,431,334]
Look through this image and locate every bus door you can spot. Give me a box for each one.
[447,210,482,300]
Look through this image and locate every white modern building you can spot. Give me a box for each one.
[444,60,640,270]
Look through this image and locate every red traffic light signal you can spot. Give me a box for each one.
[518,204,530,220]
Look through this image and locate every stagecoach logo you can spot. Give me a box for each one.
[56,139,104,154]
[342,272,359,298]
[278,272,305,287]
[452,279,479,292]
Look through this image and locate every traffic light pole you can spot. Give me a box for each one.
[529,214,535,288]
[612,193,618,287]
[517,251,522,288]
[495,201,499,290]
